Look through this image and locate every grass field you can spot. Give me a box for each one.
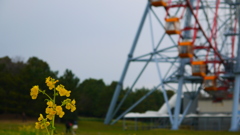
[0,117,240,135]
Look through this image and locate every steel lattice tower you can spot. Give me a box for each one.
[105,0,240,131]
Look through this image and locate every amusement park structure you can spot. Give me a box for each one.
[105,0,240,131]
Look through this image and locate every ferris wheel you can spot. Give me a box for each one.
[105,0,240,131]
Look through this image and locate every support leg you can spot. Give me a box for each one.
[171,76,184,130]
[171,59,186,130]
[230,0,240,131]
[104,2,150,124]
[230,75,240,131]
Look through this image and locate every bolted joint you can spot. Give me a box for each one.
[128,54,133,58]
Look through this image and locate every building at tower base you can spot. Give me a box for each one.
[123,92,238,131]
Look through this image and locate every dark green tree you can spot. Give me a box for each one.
[19,57,58,116]
[77,78,106,117]
[0,55,175,119]
[96,81,117,117]
[0,56,25,114]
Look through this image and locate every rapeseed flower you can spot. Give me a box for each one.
[56,106,65,118]
[70,106,76,112]
[66,103,71,110]
[38,114,44,121]
[30,85,39,99]
[70,99,76,112]
[46,107,56,120]
[46,114,54,120]
[56,106,62,113]
[71,99,76,105]
[35,121,50,129]
[30,76,76,135]
[45,107,56,115]
[58,110,65,118]
[35,114,50,130]
[64,99,76,112]
[45,76,58,90]
[56,84,71,97]
[35,122,41,129]
[47,101,54,107]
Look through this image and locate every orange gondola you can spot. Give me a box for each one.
[191,61,206,77]
[178,41,193,58]
[203,76,218,91]
[151,0,168,7]
[165,17,181,35]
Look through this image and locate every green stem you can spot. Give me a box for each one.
[51,88,56,135]
[43,120,50,135]
[39,89,53,100]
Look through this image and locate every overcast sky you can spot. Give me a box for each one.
[0,0,175,89]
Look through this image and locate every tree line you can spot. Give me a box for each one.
[0,56,174,121]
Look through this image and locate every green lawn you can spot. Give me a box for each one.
[0,117,240,135]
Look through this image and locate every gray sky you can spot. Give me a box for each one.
[0,1,233,94]
[0,0,164,88]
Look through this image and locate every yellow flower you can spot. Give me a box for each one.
[45,77,58,90]
[45,107,50,114]
[65,103,71,110]
[64,99,76,112]
[56,106,62,114]
[46,122,50,127]
[59,90,67,96]
[35,115,50,129]
[70,106,76,112]
[70,99,76,112]
[40,124,45,129]
[71,99,76,105]
[38,114,44,121]
[46,114,54,120]
[47,101,54,107]
[56,106,65,118]
[58,111,65,118]
[30,85,39,99]
[46,107,56,115]
[49,110,56,115]
[56,84,71,97]
[66,91,71,97]
[35,122,41,129]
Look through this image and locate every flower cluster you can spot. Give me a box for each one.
[45,101,56,120]
[64,98,76,112]
[35,114,50,129]
[30,85,39,99]
[45,100,65,120]
[30,76,76,135]
[56,84,71,97]
[56,106,64,118]
[45,77,58,90]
